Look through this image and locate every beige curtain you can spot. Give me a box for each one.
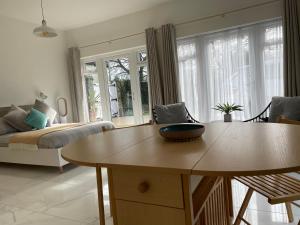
[283,0,300,96]
[145,28,164,106]
[68,47,85,122]
[145,24,180,107]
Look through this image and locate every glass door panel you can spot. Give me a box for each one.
[83,62,103,122]
[105,57,135,127]
[138,65,150,123]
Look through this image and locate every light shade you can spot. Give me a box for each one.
[33,20,58,38]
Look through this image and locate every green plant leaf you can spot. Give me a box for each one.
[212,103,243,114]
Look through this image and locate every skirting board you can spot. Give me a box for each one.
[0,147,69,168]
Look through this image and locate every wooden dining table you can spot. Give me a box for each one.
[61,122,300,225]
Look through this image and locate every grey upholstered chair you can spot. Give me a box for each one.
[244,96,300,122]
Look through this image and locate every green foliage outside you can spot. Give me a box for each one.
[85,76,98,121]
[85,52,149,122]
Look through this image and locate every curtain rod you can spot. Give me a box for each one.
[79,0,281,49]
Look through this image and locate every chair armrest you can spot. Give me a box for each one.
[243,102,271,123]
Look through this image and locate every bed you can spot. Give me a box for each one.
[0,105,115,172]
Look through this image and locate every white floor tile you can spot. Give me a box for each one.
[39,166,98,185]
[1,180,98,212]
[87,217,114,225]
[13,213,83,225]
[44,193,103,223]
[0,173,41,194]
[0,204,34,225]
[238,208,300,225]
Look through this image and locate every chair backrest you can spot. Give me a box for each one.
[269,96,300,123]
[152,102,199,124]
[152,103,189,124]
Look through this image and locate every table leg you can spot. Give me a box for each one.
[107,168,117,225]
[107,169,113,217]
[96,166,106,225]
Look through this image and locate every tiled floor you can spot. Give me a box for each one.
[0,163,299,225]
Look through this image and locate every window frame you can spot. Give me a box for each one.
[81,47,151,125]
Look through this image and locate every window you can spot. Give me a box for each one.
[177,19,283,122]
[82,49,150,127]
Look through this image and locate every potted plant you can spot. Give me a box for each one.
[213,103,243,122]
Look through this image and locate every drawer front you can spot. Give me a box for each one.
[116,200,186,225]
[112,168,184,208]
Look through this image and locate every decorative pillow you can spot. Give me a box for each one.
[154,102,189,124]
[33,99,57,126]
[25,108,48,129]
[0,118,17,135]
[3,105,32,131]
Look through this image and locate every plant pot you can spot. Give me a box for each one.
[224,114,232,122]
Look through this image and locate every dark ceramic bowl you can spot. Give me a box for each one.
[159,123,205,141]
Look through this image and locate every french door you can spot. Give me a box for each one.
[82,49,150,127]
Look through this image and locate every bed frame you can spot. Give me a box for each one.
[0,147,68,172]
[0,105,68,172]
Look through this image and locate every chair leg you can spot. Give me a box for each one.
[234,188,254,225]
[285,202,294,223]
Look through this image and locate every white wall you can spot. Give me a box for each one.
[0,15,72,120]
[66,0,283,57]
[0,0,284,121]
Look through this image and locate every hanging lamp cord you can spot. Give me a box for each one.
[41,0,45,21]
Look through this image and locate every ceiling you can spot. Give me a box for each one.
[0,0,174,30]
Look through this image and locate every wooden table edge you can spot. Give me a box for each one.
[191,166,300,177]
[61,154,97,167]
[97,163,193,175]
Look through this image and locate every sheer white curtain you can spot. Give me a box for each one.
[178,19,283,122]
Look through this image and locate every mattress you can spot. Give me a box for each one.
[0,121,114,149]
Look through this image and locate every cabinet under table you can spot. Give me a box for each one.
[108,168,230,225]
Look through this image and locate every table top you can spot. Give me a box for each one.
[61,123,300,176]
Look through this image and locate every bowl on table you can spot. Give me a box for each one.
[159,123,205,142]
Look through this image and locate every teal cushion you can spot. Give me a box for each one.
[25,108,48,130]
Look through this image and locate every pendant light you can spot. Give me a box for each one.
[33,0,57,38]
